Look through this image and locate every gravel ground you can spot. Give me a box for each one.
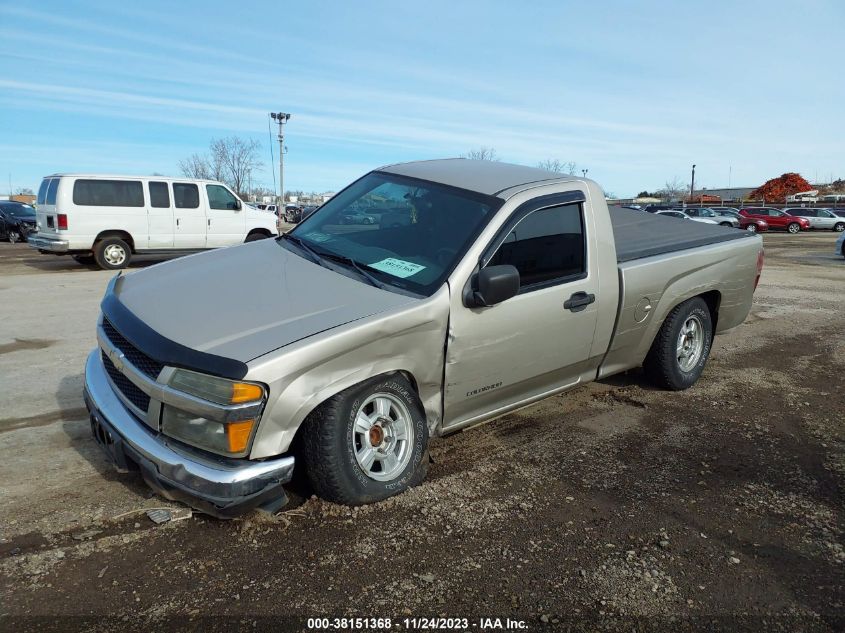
[1,232,843,632]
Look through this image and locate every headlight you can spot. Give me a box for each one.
[162,369,266,456]
[161,407,255,455]
[168,368,264,405]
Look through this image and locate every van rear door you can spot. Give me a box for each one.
[35,177,60,235]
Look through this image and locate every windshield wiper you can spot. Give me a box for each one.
[319,251,390,290]
[280,233,325,267]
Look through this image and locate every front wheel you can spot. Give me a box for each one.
[643,297,713,391]
[745,223,757,233]
[833,222,844,232]
[300,374,429,505]
[787,222,801,234]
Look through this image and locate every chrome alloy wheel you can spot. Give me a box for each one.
[677,315,705,372]
[103,243,127,266]
[352,393,414,481]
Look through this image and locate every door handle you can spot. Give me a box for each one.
[176,218,180,227]
[208,219,211,226]
[564,292,595,312]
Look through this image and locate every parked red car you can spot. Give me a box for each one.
[739,216,769,233]
[739,207,810,233]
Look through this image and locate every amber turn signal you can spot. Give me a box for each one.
[231,382,264,404]
[226,419,255,454]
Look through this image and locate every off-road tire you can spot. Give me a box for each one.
[300,374,429,505]
[787,222,801,234]
[643,297,713,391]
[93,238,131,270]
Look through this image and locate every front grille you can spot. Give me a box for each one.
[102,318,164,379]
[101,351,151,413]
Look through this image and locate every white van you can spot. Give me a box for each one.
[28,174,279,269]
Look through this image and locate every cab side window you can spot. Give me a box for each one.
[173,183,199,209]
[488,203,585,290]
[206,185,239,210]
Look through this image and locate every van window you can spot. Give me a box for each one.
[488,203,585,289]
[206,184,239,210]
[173,183,199,209]
[149,182,170,208]
[46,178,60,205]
[73,180,143,207]
[37,179,50,205]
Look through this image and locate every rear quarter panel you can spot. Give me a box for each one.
[598,236,762,378]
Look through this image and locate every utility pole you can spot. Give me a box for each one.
[270,112,291,205]
[690,164,696,202]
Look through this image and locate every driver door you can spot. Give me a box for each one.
[205,184,245,247]
[443,200,600,430]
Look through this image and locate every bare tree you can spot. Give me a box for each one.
[461,147,499,161]
[178,153,212,180]
[14,187,34,195]
[656,177,688,202]
[537,159,577,175]
[180,137,262,195]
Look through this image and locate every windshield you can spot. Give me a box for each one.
[288,172,500,295]
[1,203,36,218]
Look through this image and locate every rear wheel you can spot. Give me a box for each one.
[787,222,801,234]
[8,230,21,243]
[719,222,733,227]
[93,238,131,270]
[644,297,713,391]
[834,222,845,232]
[300,374,429,505]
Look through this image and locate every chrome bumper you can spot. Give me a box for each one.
[83,350,294,517]
[28,235,70,252]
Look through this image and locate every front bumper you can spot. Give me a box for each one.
[28,234,70,252]
[83,350,294,518]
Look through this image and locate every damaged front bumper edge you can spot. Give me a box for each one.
[83,350,294,518]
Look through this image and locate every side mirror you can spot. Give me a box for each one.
[234,200,242,211]
[467,265,520,307]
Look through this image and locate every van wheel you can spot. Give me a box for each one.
[644,297,713,391]
[94,238,131,270]
[245,232,267,243]
[300,374,429,505]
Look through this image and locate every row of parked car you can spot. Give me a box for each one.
[626,204,845,234]
[255,202,319,224]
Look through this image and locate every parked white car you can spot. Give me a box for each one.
[28,174,278,269]
[655,210,718,225]
[784,208,845,232]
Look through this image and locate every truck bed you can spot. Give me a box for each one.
[609,207,753,263]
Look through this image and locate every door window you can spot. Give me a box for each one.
[173,183,200,209]
[37,179,50,204]
[488,203,585,290]
[149,182,171,208]
[46,178,60,205]
[206,185,239,210]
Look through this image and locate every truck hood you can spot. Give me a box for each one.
[108,238,417,365]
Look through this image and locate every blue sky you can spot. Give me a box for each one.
[1,0,843,197]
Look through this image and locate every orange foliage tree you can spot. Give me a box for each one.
[750,173,812,203]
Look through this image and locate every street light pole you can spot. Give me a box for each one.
[270,112,291,205]
[582,169,588,178]
[690,164,696,202]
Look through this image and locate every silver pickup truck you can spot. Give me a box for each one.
[84,159,764,516]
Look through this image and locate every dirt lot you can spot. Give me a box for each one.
[1,233,843,632]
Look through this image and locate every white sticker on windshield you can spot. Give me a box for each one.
[305,231,332,243]
[369,258,426,278]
